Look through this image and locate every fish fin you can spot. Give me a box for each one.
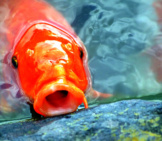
[88,88,113,100]
[0,96,14,113]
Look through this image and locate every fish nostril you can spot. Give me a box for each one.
[49,59,67,64]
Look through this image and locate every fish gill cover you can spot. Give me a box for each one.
[0,0,161,122]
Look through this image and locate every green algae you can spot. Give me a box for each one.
[148,117,161,127]
[119,108,129,115]
[82,125,89,131]
[66,118,81,126]
[134,113,140,116]
[93,113,103,120]
[27,131,32,135]
[118,126,162,141]
[139,119,146,126]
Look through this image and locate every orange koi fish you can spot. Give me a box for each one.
[151,1,162,82]
[0,0,111,117]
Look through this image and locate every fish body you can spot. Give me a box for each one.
[151,1,162,82]
[0,0,111,117]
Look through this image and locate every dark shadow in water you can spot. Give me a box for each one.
[71,5,96,34]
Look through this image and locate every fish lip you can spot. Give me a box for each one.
[33,79,86,117]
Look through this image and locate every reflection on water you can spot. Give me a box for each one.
[50,0,161,97]
[0,0,162,122]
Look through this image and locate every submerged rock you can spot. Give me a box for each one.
[0,99,162,141]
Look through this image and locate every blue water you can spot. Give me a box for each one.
[48,0,160,97]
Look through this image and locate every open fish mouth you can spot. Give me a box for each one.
[33,79,88,117]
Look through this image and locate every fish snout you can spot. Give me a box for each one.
[33,79,88,117]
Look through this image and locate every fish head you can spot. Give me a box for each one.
[11,23,90,116]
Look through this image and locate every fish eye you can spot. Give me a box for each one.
[79,48,84,59]
[12,56,18,68]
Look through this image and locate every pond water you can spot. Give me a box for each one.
[0,0,162,122]
[48,0,162,98]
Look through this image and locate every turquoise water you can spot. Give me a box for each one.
[0,0,162,122]
[49,0,161,97]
